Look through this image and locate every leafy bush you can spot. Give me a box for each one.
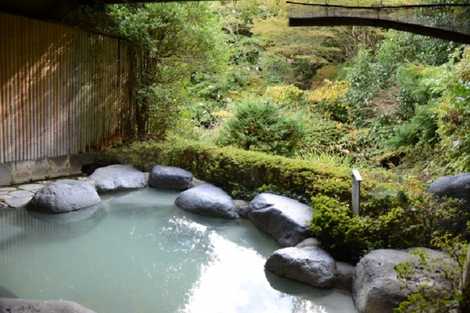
[457,48,470,82]
[436,79,470,171]
[217,99,306,156]
[260,53,295,85]
[341,32,458,126]
[375,31,456,77]
[308,80,350,122]
[396,64,450,120]
[264,85,307,109]
[298,114,349,156]
[344,48,379,123]
[100,139,352,203]
[389,106,439,148]
[311,193,469,263]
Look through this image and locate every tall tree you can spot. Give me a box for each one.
[109,3,228,139]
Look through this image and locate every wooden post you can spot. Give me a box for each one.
[461,245,470,311]
[352,169,362,216]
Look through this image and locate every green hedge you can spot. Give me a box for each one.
[101,140,351,202]
[101,140,402,204]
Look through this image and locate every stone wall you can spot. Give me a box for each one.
[0,153,97,187]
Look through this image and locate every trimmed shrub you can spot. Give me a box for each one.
[217,99,306,156]
[311,193,469,263]
[101,140,351,202]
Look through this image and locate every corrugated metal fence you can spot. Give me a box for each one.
[0,13,133,164]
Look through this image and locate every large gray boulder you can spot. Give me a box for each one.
[90,164,146,193]
[353,248,458,313]
[265,246,336,288]
[248,193,313,246]
[429,173,470,208]
[175,184,238,219]
[28,180,100,214]
[0,298,96,313]
[149,165,193,190]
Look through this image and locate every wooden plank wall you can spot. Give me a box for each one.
[0,12,133,164]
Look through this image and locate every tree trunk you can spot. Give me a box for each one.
[461,245,470,312]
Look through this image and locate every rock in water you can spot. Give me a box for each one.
[28,180,100,213]
[3,190,34,208]
[353,248,458,313]
[149,165,193,190]
[429,173,470,209]
[90,164,146,193]
[175,184,238,219]
[265,246,336,288]
[0,298,96,313]
[248,193,313,246]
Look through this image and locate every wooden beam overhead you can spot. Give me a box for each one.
[81,0,219,3]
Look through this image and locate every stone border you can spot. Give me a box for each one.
[0,176,94,210]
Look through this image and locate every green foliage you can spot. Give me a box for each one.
[101,139,351,203]
[298,114,349,156]
[434,51,470,171]
[310,196,371,261]
[389,106,439,148]
[260,53,296,85]
[376,31,456,69]
[108,3,228,138]
[344,48,379,123]
[396,64,450,120]
[308,80,350,122]
[342,32,459,126]
[218,99,306,156]
[264,85,307,109]
[310,191,470,263]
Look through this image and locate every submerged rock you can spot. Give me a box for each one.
[265,246,336,288]
[0,298,96,313]
[149,165,193,190]
[353,248,458,313]
[248,193,313,246]
[28,180,100,214]
[90,164,146,193]
[429,173,470,208]
[175,184,238,219]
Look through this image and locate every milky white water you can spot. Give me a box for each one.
[0,188,357,313]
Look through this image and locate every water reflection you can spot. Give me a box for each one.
[179,232,333,313]
[0,286,17,298]
[0,188,357,313]
[0,205,105,253]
